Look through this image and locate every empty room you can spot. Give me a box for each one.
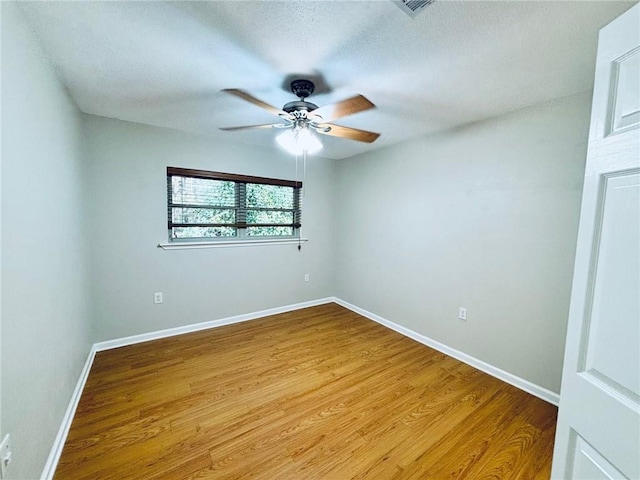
[1,1,638,479]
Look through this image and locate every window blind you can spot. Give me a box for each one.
[167,167,302,240]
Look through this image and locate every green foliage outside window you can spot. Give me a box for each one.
[167,168,301,241]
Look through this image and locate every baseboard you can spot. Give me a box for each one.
[332,297,560,406]
[41,346,97,480]
[43,295,558,478]
[94,297,334,352]
[41,296,333,479]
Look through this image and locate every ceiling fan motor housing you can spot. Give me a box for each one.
[283,100,319,114]
[283,79,319,115]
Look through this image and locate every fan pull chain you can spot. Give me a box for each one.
[303,149,307,198]
[296,153,302,252]
[297,150,308,251]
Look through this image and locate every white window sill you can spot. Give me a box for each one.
[157,238,308,250]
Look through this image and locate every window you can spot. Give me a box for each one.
[167,167,302,241]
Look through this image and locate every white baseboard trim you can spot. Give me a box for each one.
[41,296,333,479]
[43,295,558,478]
[41,346,97,480]
[94,297,334,352]
[332,297,560,406]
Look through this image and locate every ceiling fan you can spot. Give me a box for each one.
[219,79,380,154]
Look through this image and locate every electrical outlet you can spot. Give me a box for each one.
[304,274,310,282]
[458,307,467,321]
[0,434,12,479]
[153,292,163,304]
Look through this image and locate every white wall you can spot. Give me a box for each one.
[0,0,4,443]
[82,115,335,342]
[1,3,91,478]
[335,92,591,393]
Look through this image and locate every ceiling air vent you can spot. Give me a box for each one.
[393,0,436,18]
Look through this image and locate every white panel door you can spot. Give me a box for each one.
[551,3,640,479]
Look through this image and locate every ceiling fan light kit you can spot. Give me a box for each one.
[220,79,380,155]
[276,128,323,155]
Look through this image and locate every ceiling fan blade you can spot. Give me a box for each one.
[316,124,380,143]
[308,95,375,123]
[219,123,283,131]
[221,89,289,117]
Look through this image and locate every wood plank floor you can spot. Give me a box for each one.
[55,303,557,479]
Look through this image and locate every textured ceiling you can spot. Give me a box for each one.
[16,1,635,159]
